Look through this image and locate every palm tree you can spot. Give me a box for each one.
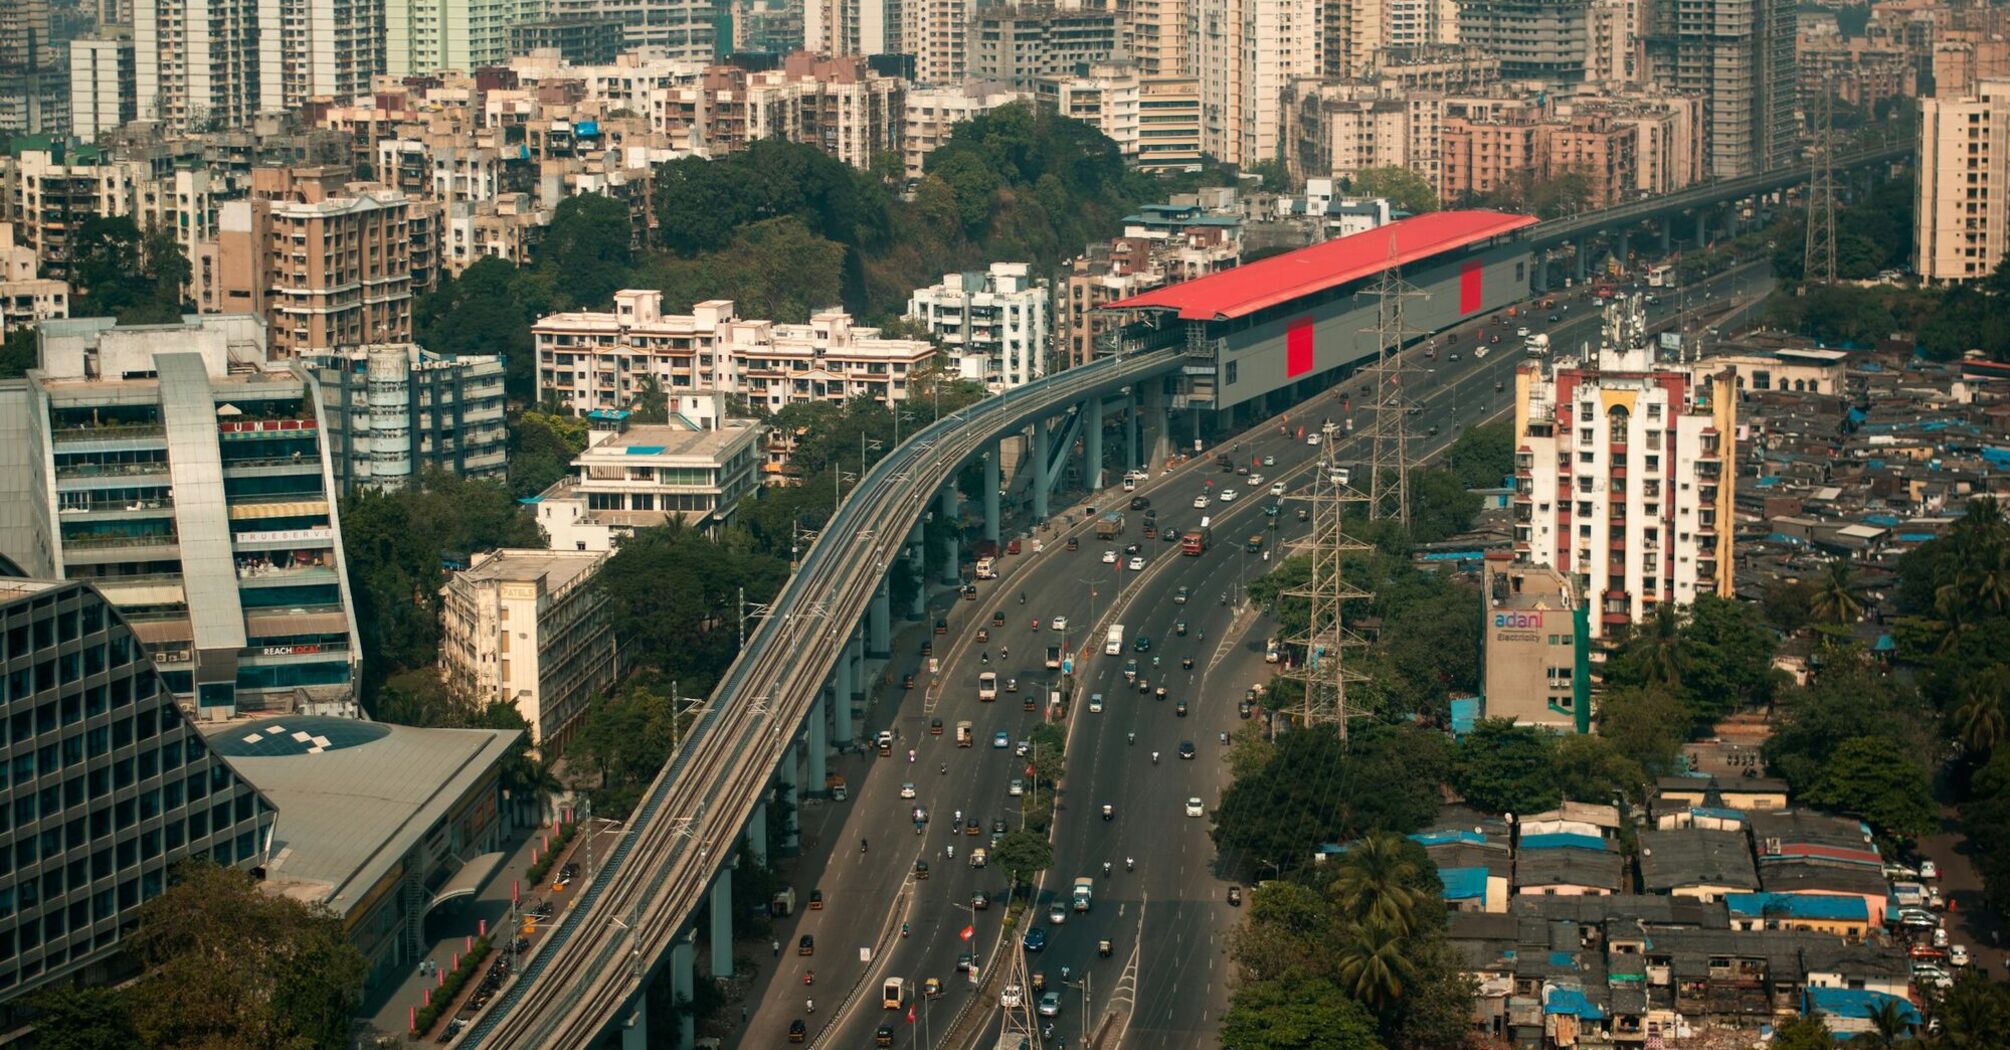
[1808,558,1866,626]
[1935,583,1975,656]
[1329,833,1424,935]
[1334,920,1414,1011]
[1627,603,1690,690]
[1955,669,2010,755]
[1857,996,1912,1049]
[1960,540,2010,617]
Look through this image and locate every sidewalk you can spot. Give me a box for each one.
[359,811,615,1042]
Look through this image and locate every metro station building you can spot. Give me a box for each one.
[1106,210,1538,418]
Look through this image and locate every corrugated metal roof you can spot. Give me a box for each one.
[1105,210,1539,321]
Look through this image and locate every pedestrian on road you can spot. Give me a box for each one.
[772,940,781,957]
[742,1006,749,1023]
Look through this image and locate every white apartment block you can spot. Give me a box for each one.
[1285,80,1443,188]
[1509,305,1737,639]
[905,0,972,84]
[1918,77,2010,284]
[1198,0,1322,167]
[0,145,143,276]
[69,30,135,143]
[533,414,763,549]
[0,222,67,331]
[384,0,543,77]
[1037,63,1141,157]
[906,262,1049,392]
[292,344,510,492]
[903,84,1027,179]
[534,290,936,415]
[273,0,384,108]
[135,0,275,131]
[549,0,719,63]
[438,548,618,752]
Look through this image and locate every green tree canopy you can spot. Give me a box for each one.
[992,829,1053,890]
[1221,974,1386,1050]
[68,215,189,323]
[598,522,790,695]
[1347,167,1439,215]
[1803,736,1937,842]
[1212,724,1445,879]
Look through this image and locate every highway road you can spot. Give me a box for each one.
[742,265,1777,1050]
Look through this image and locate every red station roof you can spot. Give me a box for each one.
[1106,209,1539,322]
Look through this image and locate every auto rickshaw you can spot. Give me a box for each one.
[1065,536,1079,551]
[1032,971,1047,992]
[1098,939,1113,958]
[1181,656,1194,670]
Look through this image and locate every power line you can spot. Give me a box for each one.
[1283,422,1374,736]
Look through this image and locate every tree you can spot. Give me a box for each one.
[1810,558,1867,625]
[598,523,790,695]
[538,193,635,310]
[0,325,35,378]
[1348,167,1439,214]
[1803,736,1937,841]
[575,683,678,817]
[1385,936,1482,1050]
[1451,718,1560,815]
[123,862,366,1050]
[1213,724,1444,878]
[991,829,1053,892]
[1595,685,1690,777]
[508,409,590,498]
[1932,972,2010,1049]
[1220,975,1387,1050]
[1328,833,1428,935]
[26,986,140,1050]
[1761,576,1817,634]
[68,215,188,323]
[1335,921,1415,1011]
[1953,666,2010,755]
[1763,664,1922,796]
[1553,734,1647,806]
[414,257,548,404]
[1769,1016,1836,1050]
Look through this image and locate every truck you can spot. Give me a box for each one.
[955,721,974,747]
[1044,644,1063,670]
[978,671,998,701]
[1095,512,1125,540]
[1215,453,1234,472]
[1181,525,1211,555]
[1072,877,1094,912]
[1525,333,1550,356]
[1104,624,1126,655]
[770,888,797,917]
[974,556,997,580]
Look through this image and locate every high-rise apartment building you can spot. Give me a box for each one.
[1120,0,1190,78]
[1038,63,1141,156]
[438,548,618,751]
[0,0,65,137]
[135,0,272,132]
[805,0,899,59]
[272,0,383,107]
[69,30,136,143]
[906,262,1050,391]
[1646,0,1797,178]
[0,143,142,278]
[0,575,279,1001]
[534,290,936,414]
[0,222,69,331]
[1509,301,1736,639]
[0,315,364,718]
[1917,77,2010,284]
[292,345,509,492]
[1137,77,1203,172]
[1456,0,1589,84]
[904,0,970,84]
[1197,0,1321,167]
[207,169,437,358]
[969,5,1125,91]
[384,0,544,76]
[549,0,718,64]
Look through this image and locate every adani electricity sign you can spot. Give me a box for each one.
[1491,609,1548,644]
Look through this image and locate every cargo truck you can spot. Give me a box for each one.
[1095,512,1125,539]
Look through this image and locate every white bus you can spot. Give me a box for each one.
[1646,264,1674,288]
[1104,624,1126,655]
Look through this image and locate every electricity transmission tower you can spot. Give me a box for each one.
[993,930,1042,1050]
[1284,423,1374,736]
[1362,237,1428,525]
[1802,74,1838,287]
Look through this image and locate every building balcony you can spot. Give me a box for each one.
[51,422,168,448]
[54,459,171,483]
[57,496,175,520]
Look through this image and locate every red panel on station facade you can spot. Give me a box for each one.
[1460,260,1483,313]
[1287,316,1315,377]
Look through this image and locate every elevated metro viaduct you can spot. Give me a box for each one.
[470,210,1545,1050]
[1107,210,1540,429]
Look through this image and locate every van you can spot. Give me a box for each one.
[1265,638,1280,664]
[882,977,907,1010]
[975,556,997,580]
[978,671,998,701]
[955,721,973,747]
[1104,624,1126,655]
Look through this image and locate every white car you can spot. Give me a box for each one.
[1048,905,1067,925]
[1008,778,1024,797]
[1192,494,1211,509]
[1307,434,1322,446]
[1951,944,1972,967]
[1248,473,1265,487]
[899,782,917,799]
[1270,481,1287,496]
[1015,740,1030,757]
[1089,693,1104,712]
[1101,549,1118,564]
[1050,615,1068,632]
[1185,797,1205,818]
[1262,455,1275,466]
[1127,556,1145,571]
[1220,489,1238,502]
[1516,325,1531,337]
[1914,964,1954,990]
[1921,860,1940,880]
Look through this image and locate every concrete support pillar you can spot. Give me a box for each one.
[868,581,891,656]
[832,647,854,746]
[982,442,1001,544]
[776,743,800,851]
[749,797,768,867]
[1531,256,1548,294]
[1031,419,1051,522]
[807,691,827,794]
[709,867,733,978]
[906,523,927,620]
[937,488,960,585]
[1149,381,1171,470]
[1659,219,1673,255]
[671,934,696,1049]
[1124,392,1140,473]
[1693,210,1708,248]
[1084,396,1105,491]
[1616,230,1631,268]
[1574,244,1589,284]
[623,995,648,1050]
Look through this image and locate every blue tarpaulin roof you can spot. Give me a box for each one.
[1450,696,1480,737]
[1439,866,1490,901]
[1726,892,1869,922]
[1691,805,1745,820]
[1803,987,1918,1026]
[1520,832,1606,852]
[624,446,665,455]
[1544,986,1607,1020]
[1411,829,1489,847]
[1984,446,2010,467]
[1864,514,1900,526]
[1847,407,1868,424]
[1898,533,1937,543]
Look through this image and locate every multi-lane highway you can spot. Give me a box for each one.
[744,267,1775,1050]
